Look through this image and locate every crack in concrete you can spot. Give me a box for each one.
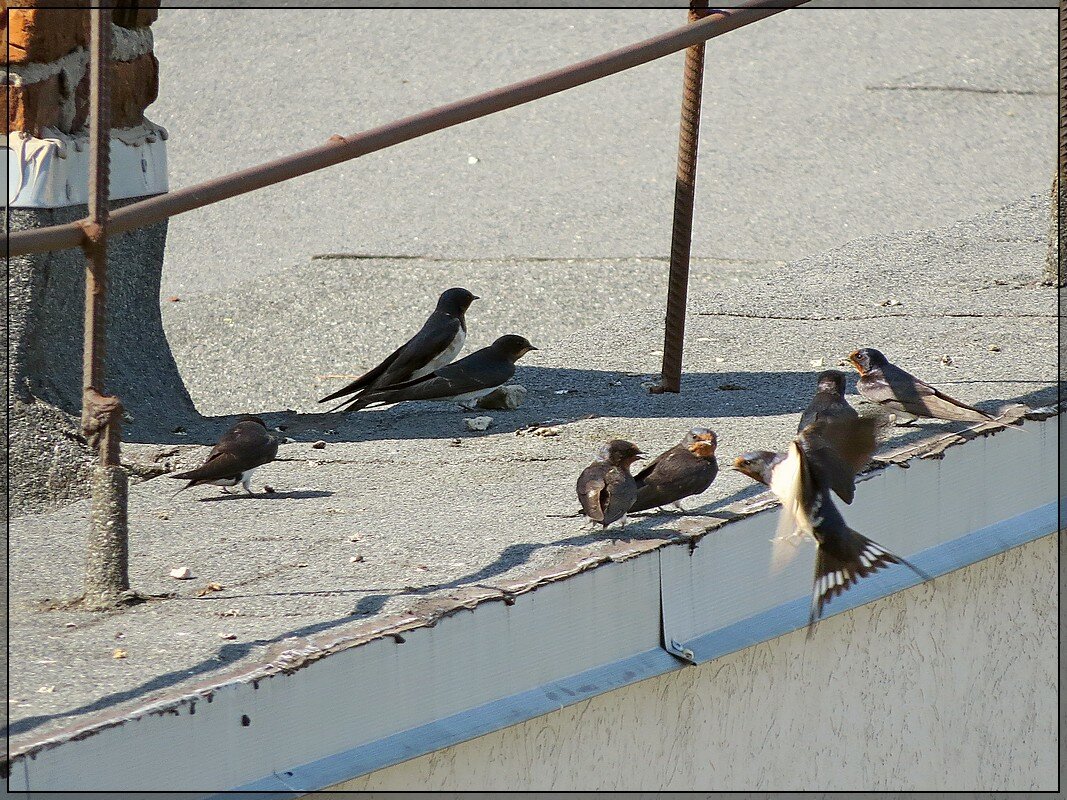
[309,253,779,266]
[867,85,1054,97]
[695,311,1057,321]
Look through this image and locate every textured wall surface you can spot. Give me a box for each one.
[335,534,1058,792]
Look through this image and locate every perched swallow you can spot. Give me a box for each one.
[576,439,644,528]
[339,334,537,412]
[846,347,1019,429]
[169,416,279,496]
[798,370,858,432]
[630,428,718,513]
[320,287,478,410]
[732,416,930,636]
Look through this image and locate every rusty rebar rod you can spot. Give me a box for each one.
[8,0,808,258]
[653,0,711,394]
[81,5,130,609]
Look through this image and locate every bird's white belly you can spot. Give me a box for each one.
[412,329,465,380]
[207,476,242,487]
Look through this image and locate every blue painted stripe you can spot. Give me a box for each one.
[222,501,1057,797]
[221,647,683,798]
[683,501,1058,664]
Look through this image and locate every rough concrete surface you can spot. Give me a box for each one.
[6,5,1059,769]
[7,193,1059,752]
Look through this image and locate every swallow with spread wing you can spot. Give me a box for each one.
[733,417,931,637]
[576,439,644,529]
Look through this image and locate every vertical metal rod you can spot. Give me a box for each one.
[82,4,130,607]
[653,0,711,394]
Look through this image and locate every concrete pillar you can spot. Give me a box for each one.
[5,1,200,516]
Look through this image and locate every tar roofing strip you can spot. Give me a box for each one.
[4,401,1056,769]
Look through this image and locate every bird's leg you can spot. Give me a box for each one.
[671,501,686,513]
[220,486,234,495]
[618,515,629,529]
[241,477,254,495]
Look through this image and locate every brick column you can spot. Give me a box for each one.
[4,1,201,517]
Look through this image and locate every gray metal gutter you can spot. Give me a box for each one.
[5,407,1060,795]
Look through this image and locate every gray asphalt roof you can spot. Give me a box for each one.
[7,6,1058,755]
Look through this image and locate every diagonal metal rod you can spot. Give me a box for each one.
[653,0,711,394]
[7,0,808,258]
[81,5,130,608]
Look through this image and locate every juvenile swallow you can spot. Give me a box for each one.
[320,287,478,410]
[339,334,536,412]
[846,347,1019,429]
[169,416,279,496]
[630,428,718,513]
[576,439,644,528]
[798,369,858,432]
[733,417,930,637]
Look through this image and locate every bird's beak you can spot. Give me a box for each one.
[472,295,481,301]
[527,346,539,352]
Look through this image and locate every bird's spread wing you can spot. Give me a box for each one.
[797,416,877,504]
[768,441,810,565]
[601,467,637,526]
[577,464,608,521]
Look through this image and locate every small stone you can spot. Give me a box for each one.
[169,567,192,580]
[36,686,55,694]
[533,426,561,437]
[296,563,308,568]
[881,298,902,307]
[349,535,361,542]
[714,357,725,363]
[195,583,224,597]
[350,555,364,563]
[156,512,170,520]
[449,438,463,447]
[940,355,954,367]
[114,631,125,640]
[810,358,825,368]
[263,485,275,493]
[312,440,327,449]
[554,389,575,395]
[218,609,242,618]
[218,633,237,641]
[467,155,479,165]
[166,295,180,302]
[609,380,622,387]
[113,648,127,659]
[475,385,527,410]
[988,344,1001,352]
[464,416,493,432]
[718,383,747,391]
[65,622,77,629]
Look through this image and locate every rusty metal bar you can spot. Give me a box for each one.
[81,5,130,608]
[652,0,711,394]
[8,0,808,258]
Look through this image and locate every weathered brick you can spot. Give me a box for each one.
[2,2,157,65]
[5,75,61,136]
[2,3,89,65]
[72,51,158,131]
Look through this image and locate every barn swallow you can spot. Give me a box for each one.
[338,334,536,412]
[320,288,478,410]
[733,418,930,637]
[169,416,279,496]
[630,428,718,513]
[576,439,644,528]
[798,370,858,432]
[845,348,1020,429]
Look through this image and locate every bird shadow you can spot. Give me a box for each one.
[124,367,837,446]
[194,489,334,503]
[4,484,764,741]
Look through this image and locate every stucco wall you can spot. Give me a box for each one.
[332,533,1058,791]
